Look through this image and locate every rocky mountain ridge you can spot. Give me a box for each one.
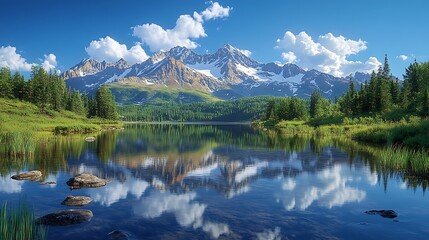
[62,44,371,103]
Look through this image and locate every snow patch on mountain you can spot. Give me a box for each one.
[188,62,222,79]
[106,68,132,84]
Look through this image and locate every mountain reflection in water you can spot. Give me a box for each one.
[1,123,428,239]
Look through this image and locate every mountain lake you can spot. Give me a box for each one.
[1,123,428,239]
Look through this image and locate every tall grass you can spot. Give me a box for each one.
[377,146,429,176]
[0,132,36,156]
[0,201,47,240]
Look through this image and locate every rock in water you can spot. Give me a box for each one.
[66,173,108,189]
[108,230,132,240]
[365,210,398,219]
[62,196,93,206]
[36,209,93,226]
[40,181,56,185]
[11,170,42,181]
[85,136,96,142]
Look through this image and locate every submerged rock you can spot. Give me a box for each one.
[85,136,96,142]
[36,209,93,226]
[61,196,93,206]
[66,173,108,189]
[40,181,56,185]
[11,170,42,181]
[365,210,398,219]
[108,230,132,240]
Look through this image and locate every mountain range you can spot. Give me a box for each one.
[62,44,370,104]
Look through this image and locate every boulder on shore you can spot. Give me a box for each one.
[36,209,93,226]
[11,170,42,181]
[66,173,108,189]
[365,210,398,219]
[61,196,93,206]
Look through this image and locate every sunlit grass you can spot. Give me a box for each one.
[0,201,47,240]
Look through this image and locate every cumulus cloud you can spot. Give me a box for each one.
[85,36,149,64]
[193,1,231,22]
[0,46,60,72]
[397,54,408,61]
[276,31,381,77]
[133,2,231,52]
[41,53,58,72]
[0,46,34,71]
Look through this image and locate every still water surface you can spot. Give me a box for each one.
[1,124,428,239]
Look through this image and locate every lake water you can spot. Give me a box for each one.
[1,124,429,239]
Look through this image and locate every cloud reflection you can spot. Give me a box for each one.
[277,165,366,210]
[134,191,229,238]
[0,174,24,193]
[87,177,149,206]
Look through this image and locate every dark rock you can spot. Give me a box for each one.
[365,210,398,219]
[36,209,93,226]
[108,230,132,240]
[66,173,108,189]
[61,196,93,206]
[11,171,42,181]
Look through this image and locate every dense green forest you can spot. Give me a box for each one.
[0,66,118,120]
[264,56,429,123]
[118,96,275,122]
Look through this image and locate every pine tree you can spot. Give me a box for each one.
[310,90,322,118]
[422,87,429,117]
[96,85,118,120]
[70,91,85,115]
[403,60,419,105]
[0,67,13,98]
[382,54,391,78]
[12,72,25,100]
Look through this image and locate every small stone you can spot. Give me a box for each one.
[36,209,93,226]
[85,136,96,142]
[62,196,93,206]
[40,181,57,185]
[11,171,42,181]
[66,173,108,189]
[108,230,131,240]
[365,210,398,219]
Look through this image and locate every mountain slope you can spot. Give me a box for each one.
[62,44,371,104]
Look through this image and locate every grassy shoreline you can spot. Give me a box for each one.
[0,98,122,155]
[254,116,429,178]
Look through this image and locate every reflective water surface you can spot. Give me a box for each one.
[1,124,429,239]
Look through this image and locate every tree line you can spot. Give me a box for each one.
[118,96,273,122]
[0,66,118,120]
[264,55,429,122]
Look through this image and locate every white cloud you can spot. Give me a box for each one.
[193,1,231,22]
[0,46,34,71]
[133,2,231,52]
[397,54,408,61]
[85,36,149,64]
[276,31,381,77]
[41,53,58,72]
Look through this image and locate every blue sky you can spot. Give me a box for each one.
[0,0,427,77]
